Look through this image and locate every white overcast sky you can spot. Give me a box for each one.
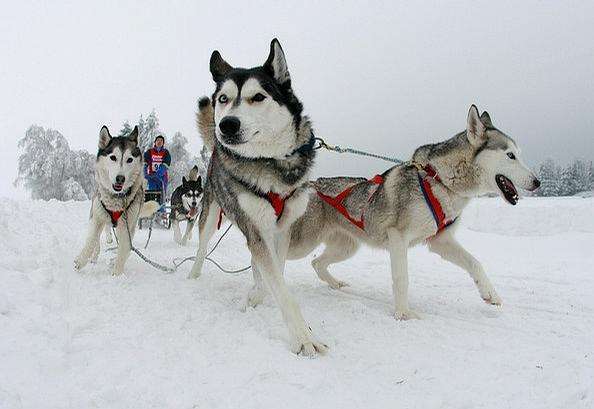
[1,0,593,197]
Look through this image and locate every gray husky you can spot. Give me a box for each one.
[198,103,540,321]
[189,39,326,356]
[74,125,159,276]
[170,166,203,245]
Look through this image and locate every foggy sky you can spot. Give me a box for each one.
[2,0,593,197]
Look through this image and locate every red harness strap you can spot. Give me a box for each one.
[418,164,455,233]
[108,210,123,227]
[316,175,384,230]
[216,191,291,230]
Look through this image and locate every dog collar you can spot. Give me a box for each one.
[286,133,316,158]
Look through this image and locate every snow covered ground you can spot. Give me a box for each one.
[1,197,593,409]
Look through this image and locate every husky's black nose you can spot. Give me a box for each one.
[115,175,125,184]
[219,116,241,142]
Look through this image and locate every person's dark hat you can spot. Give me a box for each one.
[154,135,165,144]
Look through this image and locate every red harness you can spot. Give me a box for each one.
[107,210,123,227]
[417,164,456,233]
[316,165,455,234]
[217,191,290,230]
[100,200,127,227]
[316,174,384,230]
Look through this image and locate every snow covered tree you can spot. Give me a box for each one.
[570,159,592,194]
[62,178,88,201]
[15,125,95,201]
[536,159,561,197]
[138,110,161,153]
[167,131,192,188]
[197,144,211,185]
[118,121,133,138]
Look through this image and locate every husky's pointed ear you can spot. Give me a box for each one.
[210,51,232,82]
[197,175,202,186]
[128,125,139,144]
[99,125,112,149]
[263,38,290,85]
[467,105,486,147]
[480,111,493,128]
[182,176,187,185]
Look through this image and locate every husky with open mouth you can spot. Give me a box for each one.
[170,166,203,245]
[74,125,159,276]
[189,39,325,356]
[198,103,540,321]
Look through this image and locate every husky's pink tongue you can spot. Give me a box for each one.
[188,207,198,218]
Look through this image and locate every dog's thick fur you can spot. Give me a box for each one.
[170,166,203,245]
[189,39,326,356]
[74,125,159,275]
[198,103,540,320]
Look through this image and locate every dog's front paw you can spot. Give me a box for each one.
[74,256,86,271]
[245,286,265,308]
[481,288,502,306]
[291,339,328,358]
[110,266,124,276]
[394,309,421,320]
[328,279,349,290]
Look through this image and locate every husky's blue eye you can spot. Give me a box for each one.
[251,93,266,103]
[507,152,516,160]
[109,155,117,161]
[126,157,133,163]
[218,94,228,104]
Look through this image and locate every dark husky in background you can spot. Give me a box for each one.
[170,166,202,245]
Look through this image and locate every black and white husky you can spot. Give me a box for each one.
[189,39,325,356]
[170,166,203,245]
[74,125,159,275]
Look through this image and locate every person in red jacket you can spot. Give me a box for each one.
[144,135,171,199]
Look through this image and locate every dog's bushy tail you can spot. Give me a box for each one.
[196,97,216,152]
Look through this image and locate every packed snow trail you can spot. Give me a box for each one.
[0,197,592,409]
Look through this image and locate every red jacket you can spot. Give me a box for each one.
[144,147,171,179]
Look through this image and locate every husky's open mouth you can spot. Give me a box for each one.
[188,206,198,218]
[112,183,124,192]
[496,174,518,205]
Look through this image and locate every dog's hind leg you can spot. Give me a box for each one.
[388,228,420,320]
[428,229,501,305]
[74,217,103,271]
[312,233,357,289]
[188,194,219,279]
[250,232,327,357]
